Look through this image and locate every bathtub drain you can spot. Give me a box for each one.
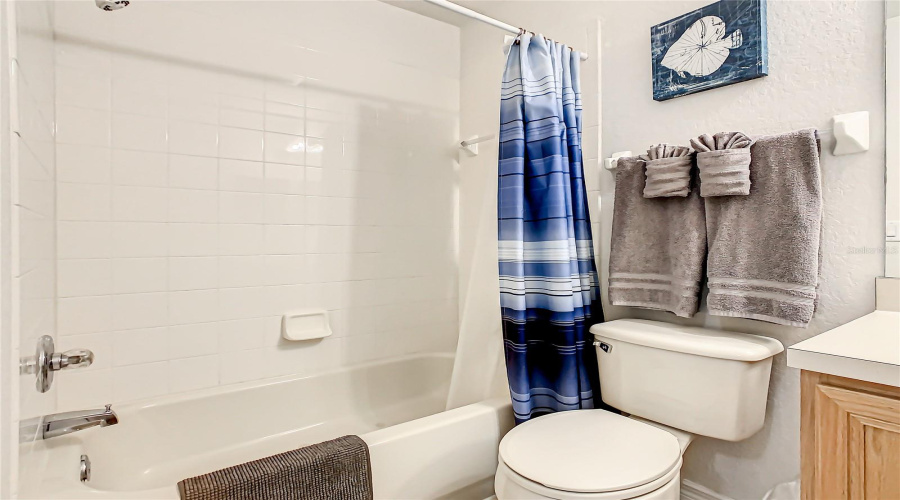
[80,454,91,482]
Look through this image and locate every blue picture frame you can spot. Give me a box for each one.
[651,0,768,101]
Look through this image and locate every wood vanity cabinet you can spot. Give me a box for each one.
[801,370,900,499]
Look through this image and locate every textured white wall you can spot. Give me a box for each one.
[457,0,885,498]
[599,1,885,497]
[51,0,460,410]
[887,13,899,278]
[0,6,10,493]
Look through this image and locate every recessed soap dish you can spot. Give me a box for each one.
[281,309,332,341]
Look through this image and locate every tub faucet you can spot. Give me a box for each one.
[41,404,118,439]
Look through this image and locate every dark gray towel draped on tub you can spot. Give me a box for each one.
[177,435,373,500]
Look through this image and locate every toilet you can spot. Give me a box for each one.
[494,319,785,499]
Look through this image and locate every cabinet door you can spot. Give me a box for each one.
[802,371,900,499]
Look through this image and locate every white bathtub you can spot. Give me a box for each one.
[19,354,514,499]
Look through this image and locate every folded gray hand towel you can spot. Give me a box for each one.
[705,128,822,327]
[640,144,694,198]
[691,132,752,197]
[609,157,706,317]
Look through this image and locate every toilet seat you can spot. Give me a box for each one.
[498,410,682,497]
[496,458,682,500]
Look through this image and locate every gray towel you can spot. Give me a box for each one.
[691,132,753,197]
[705,128,822,327]
[177,435,373,500]
[609,157,707,317]
[640,144,694,198]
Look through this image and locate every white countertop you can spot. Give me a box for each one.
[787,311,900,387]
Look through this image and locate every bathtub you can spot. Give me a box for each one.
[19,353,514,499]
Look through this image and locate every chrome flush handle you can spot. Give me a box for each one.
[20,336,94,393]
[593,341,613,353]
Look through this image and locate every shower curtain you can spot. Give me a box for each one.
[498,33,603,424]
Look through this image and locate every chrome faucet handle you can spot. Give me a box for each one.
[51,349,94,371]
[20,336,95,393]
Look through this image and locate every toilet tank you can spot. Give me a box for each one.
[591,319,784,442]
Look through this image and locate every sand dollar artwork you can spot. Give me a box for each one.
[651,0,768,101]
[661,16,743,78]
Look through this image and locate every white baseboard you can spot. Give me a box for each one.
[681,479,733,500]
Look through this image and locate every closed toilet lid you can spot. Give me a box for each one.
[499,410,681,493]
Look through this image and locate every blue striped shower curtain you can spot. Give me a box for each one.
[498,34,603,424]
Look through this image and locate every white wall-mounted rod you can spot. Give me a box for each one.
[460,134,495,147]
[422,0,589,61]
[459,133,496,156]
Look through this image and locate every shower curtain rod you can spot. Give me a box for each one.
[422,0,590,61]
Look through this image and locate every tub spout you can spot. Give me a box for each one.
[42,404,118,439]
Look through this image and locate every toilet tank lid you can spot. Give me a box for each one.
[590,319,784,362]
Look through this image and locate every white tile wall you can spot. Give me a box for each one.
[52,0,460,410]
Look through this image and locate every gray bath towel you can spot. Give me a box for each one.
[705,128,822,327]
[690,132,752,197]
[177,435,373,500]
[609,157,707,317]
[640,144,694,198]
